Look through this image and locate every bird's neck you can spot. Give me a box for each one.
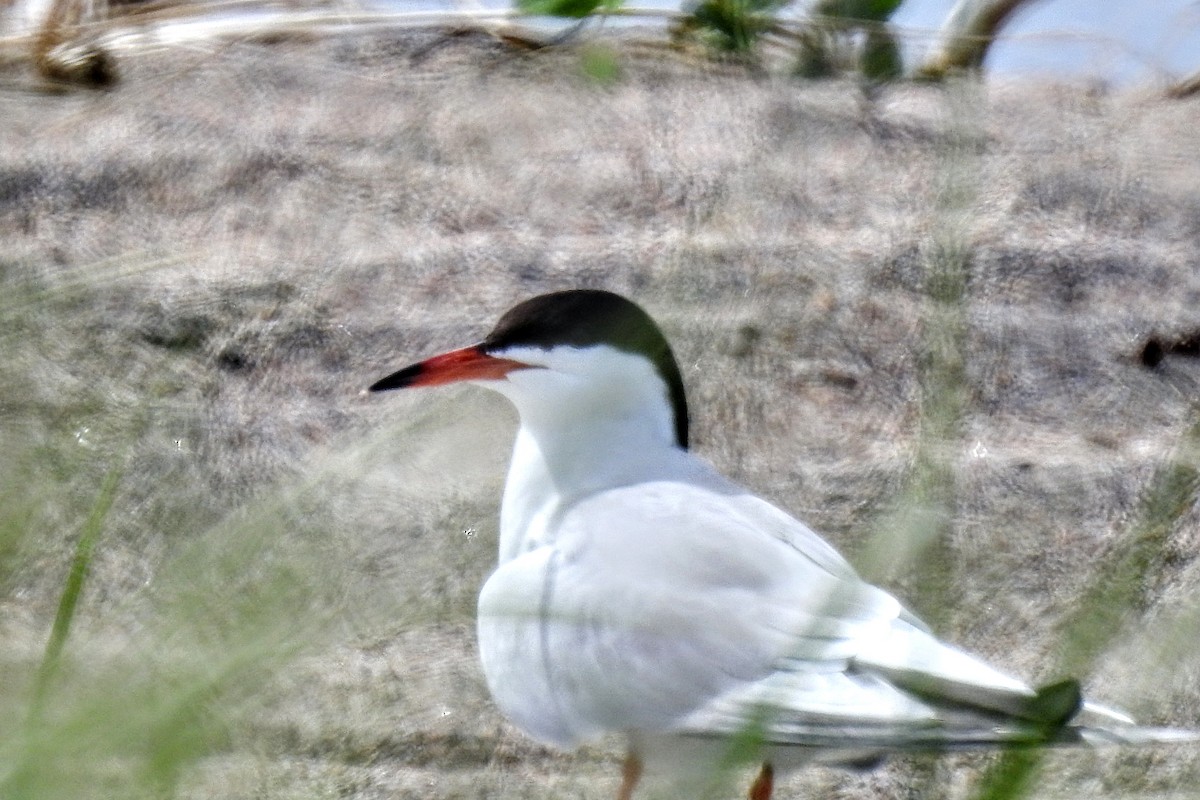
[497,411,681,562]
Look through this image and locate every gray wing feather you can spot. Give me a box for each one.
[525,476,1095,747]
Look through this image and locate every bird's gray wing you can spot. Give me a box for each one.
[667,488,1088,748]
[485,479,943,743]
[497,477,1085,749]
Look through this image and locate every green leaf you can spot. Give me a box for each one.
[516,0,621,19]
[794,30,837,78]
[580,44,622,84]
[814,0,902,23]
[860,26,903,83]
[686,0,783,52]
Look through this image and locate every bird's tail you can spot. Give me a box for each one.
[1069,700,1200,746]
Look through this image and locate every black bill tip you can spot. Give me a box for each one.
[368,362,424,392]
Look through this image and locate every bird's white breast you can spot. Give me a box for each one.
[476,546,583,746]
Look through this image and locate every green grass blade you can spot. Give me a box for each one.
[3,464,122,800]
[31,465,123,717]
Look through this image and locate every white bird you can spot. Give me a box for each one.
[369,289,1189,799]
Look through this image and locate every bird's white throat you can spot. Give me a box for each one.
[480,344,684,562]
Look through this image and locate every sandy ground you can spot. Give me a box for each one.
[1,28,1199,800]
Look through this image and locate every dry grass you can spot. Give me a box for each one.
[1,30,1198,799]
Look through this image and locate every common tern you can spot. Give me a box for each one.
[369,289,1190,799]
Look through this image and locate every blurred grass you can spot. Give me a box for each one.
[4,465,121,800]
[968,413,1200,800]
[1056,414,1200,676]
[847,77,1200,800]
[856,79,982,628]
[0,254,501,799]
[30,465,123,716]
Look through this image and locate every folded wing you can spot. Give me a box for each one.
[482,474,1088,750]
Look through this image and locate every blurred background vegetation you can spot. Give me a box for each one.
[2,0,1198,91]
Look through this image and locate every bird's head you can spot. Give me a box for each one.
[369,290,690,450]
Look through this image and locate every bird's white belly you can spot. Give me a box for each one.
[477,548,587,748]
[481,553,675,747]
[476,539,763,750]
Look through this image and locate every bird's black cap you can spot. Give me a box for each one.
[482,290,690,450]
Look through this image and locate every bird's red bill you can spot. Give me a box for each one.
[369,345,528,392]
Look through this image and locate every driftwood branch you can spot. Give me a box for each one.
[1167,69,1200,99]
[917,0,1041,78]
